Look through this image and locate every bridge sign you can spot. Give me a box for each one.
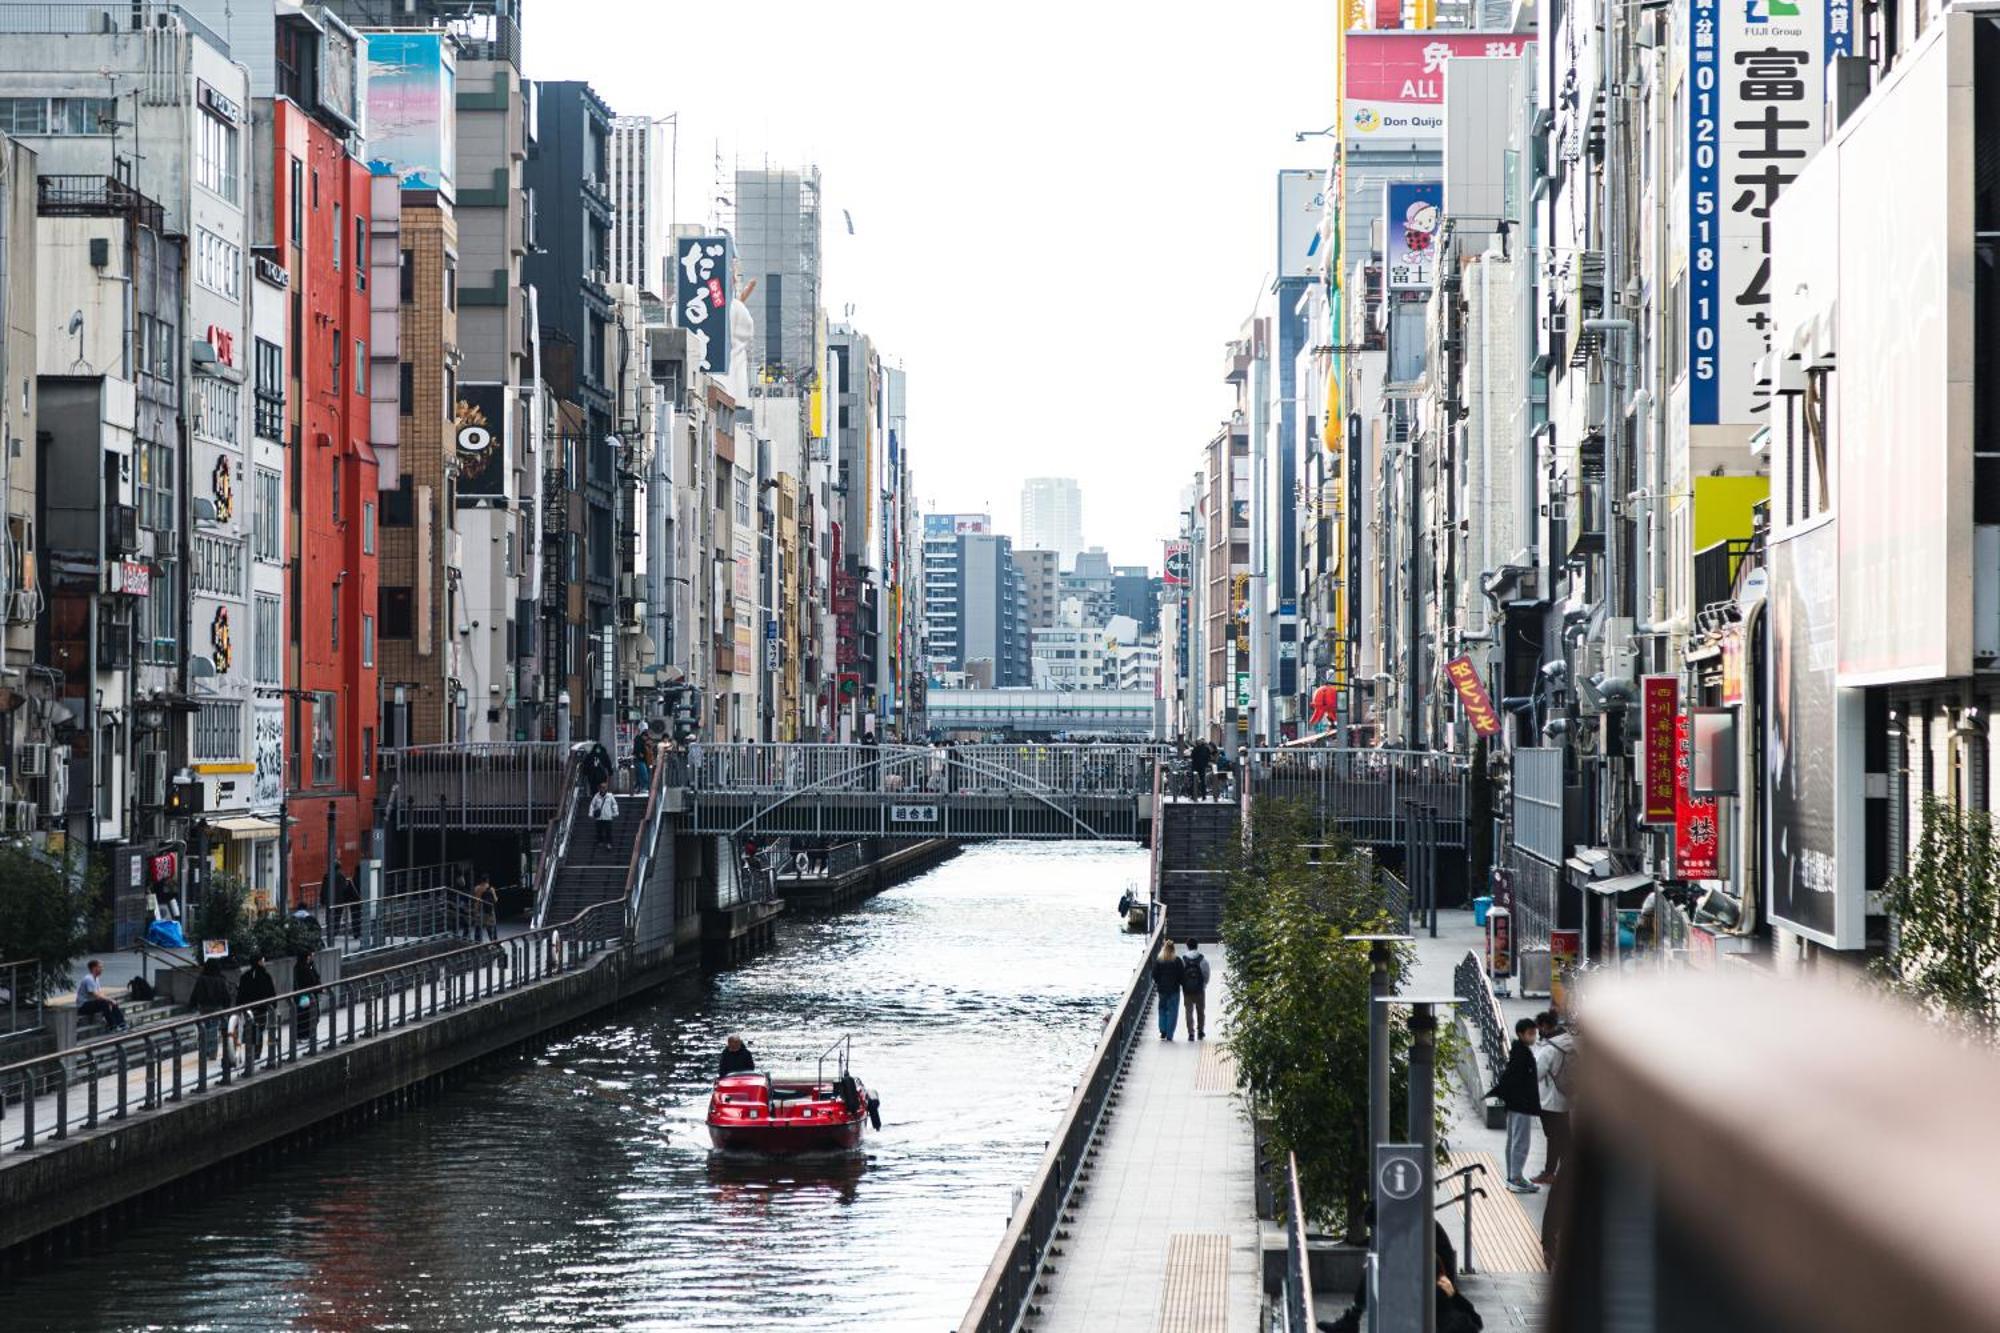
[890,804,940,823]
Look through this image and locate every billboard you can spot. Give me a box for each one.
[675,235,734,376]
[1685,0,1849,424]
[363,33,456,196]
[1641,676,1680,824]
[1163,539,1191,588]
[453,383,508,504]
[1767,525,1864,946]
[1384,181,1443,289]
[1277,170,1328,280]
[1673,712,1720,880]
[1343,33,1532,147]
[1443,655,1500,737]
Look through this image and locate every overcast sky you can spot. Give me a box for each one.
[527,1,1336,572]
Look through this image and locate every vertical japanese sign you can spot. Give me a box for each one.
[1384,181,1444,290]
[1641,676,1680,824]
[1674,712,1721,878]
[676,235,733,375]
[1687,0,1848,424]
[1443,655,1501,737]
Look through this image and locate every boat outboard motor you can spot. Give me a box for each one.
[836,1073,861,1115]
[866,1093,882,1131]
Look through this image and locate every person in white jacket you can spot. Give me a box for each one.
[589,781,619,849]
[1532,1011,1576,1184]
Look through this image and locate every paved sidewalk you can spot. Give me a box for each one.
[1034,947,1261,1333]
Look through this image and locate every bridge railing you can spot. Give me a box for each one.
[382,742,569,825]
[682,743,1168,797]
[0,897,626,1155]
[1247,747,1470,845]
[530,745,595,929]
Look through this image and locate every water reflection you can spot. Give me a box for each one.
[5,842,1145,1332]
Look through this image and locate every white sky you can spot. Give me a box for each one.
[527,1,1336,572]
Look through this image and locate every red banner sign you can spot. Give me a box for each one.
[1443,655,1502,737]
[1641,675,1679,824]
[1674,711,1720,879]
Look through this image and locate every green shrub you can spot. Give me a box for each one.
[0,844,103,1002]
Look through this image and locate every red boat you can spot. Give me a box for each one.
[706,1037,880,1155]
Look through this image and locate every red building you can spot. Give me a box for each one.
[270,101,379,901]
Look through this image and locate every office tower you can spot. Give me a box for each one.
[1020,477,1084,569]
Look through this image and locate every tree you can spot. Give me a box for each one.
[0,844,102,1003]
[191,871,260,963]
[1880,796,2000,1038]
[1220,799,1457,1237]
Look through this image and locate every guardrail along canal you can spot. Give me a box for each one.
[7,842,1148,1331]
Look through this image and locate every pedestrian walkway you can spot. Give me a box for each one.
[1032,946,1260,1333]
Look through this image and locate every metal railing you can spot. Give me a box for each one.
[1454,950,1508,1091]
[1437,1160,1489,1276]
[682,743,1167,797]
[959,911,1166,1333]
[776,839,869,881]
[1380,868,1413,932]
[381,742,569,828]
[322,886,491,955]
[0,959,45,1037]
[620,754,671,944]
[1247,747,1470,847]
[0,899,626,1154]
[1283,1153,1319,1333]
[529,745,594,929]
[378,861,474,900]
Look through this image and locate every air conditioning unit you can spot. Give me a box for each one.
[7,801,35,833]
[17,742,46,778]
[6,588,33,625]
[44,755,67,818]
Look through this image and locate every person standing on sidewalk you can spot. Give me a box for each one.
[189,959,234,1065]
[234,954,278,1063]
[1533,1010,1576,1183]
[473,873,500,943]
[589,780,619,850]
[1178,940,1212,1041]
[1486,1017,1543,1192]
[1188,739,1214,801]
[1152,942,1185,1040]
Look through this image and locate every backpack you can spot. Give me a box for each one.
[1185,952,1211,990]
[1551,1038,1575,1098]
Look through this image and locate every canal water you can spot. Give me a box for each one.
[6,842,1149,1332]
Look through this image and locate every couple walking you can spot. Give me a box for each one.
[1151,940,1211,1041]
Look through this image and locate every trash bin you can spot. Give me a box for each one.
[1473,895,1492,927]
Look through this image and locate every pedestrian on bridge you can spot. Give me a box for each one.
[590,781,620,850]
[1178,941,1211,1041]
[1189,739,1214,800]
[1152,942,1185,1040]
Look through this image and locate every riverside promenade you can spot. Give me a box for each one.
[1031,945,1261,1333]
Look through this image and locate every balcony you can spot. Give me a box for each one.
[1693,539,1754,619]
[38,175,164,231]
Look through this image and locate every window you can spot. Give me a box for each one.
[143,562,178,665]
[331,329,342,395]
[331,456,342,522]
[311,692,335,786]
[254,337,284,438]
[361,612,375,668]
[330,579,340,649]
[362,726,375,781]
[253,468,281,562]
[355,339,367,395]
[734,470,751,526]
[0,96,115,136]
[196,228,241,299]
[332,202,342,270]
[193,701,242,762]
[445,254,457,310]
[362,501,376,555]
[310,168,319,211]
[191,534,245,597]
[399,362,414,416]
[196,108,239,202]
[356,217,367,291]
[139,314,177,385]
[290,158,303,243]
[253,593,281,683]
[137,437,175,532]
[380,586,414,638]
[399,249,414,304]
[192,378,239,445]
[381,476,414,527]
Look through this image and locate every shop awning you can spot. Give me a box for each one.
[211,816,280,839]
[1587,873,1655,898]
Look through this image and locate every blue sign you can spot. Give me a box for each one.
[1687,0,1721,423]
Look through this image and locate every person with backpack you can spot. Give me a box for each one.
[1533,1009,1576,1183]
[1178,940,1212,1040]
[188,959,234,1066]
[1151,942,1186,1040]
[1486,1017,1542,1192]
[1188,739,1214,800]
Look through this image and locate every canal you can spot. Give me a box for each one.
[6,842,1149,1332]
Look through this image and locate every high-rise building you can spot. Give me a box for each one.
[733,166,821,385]
[923,514,1028,687]
[610,115,672,294]
[1021,476,1084,568]
[1016,548,1061,635]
